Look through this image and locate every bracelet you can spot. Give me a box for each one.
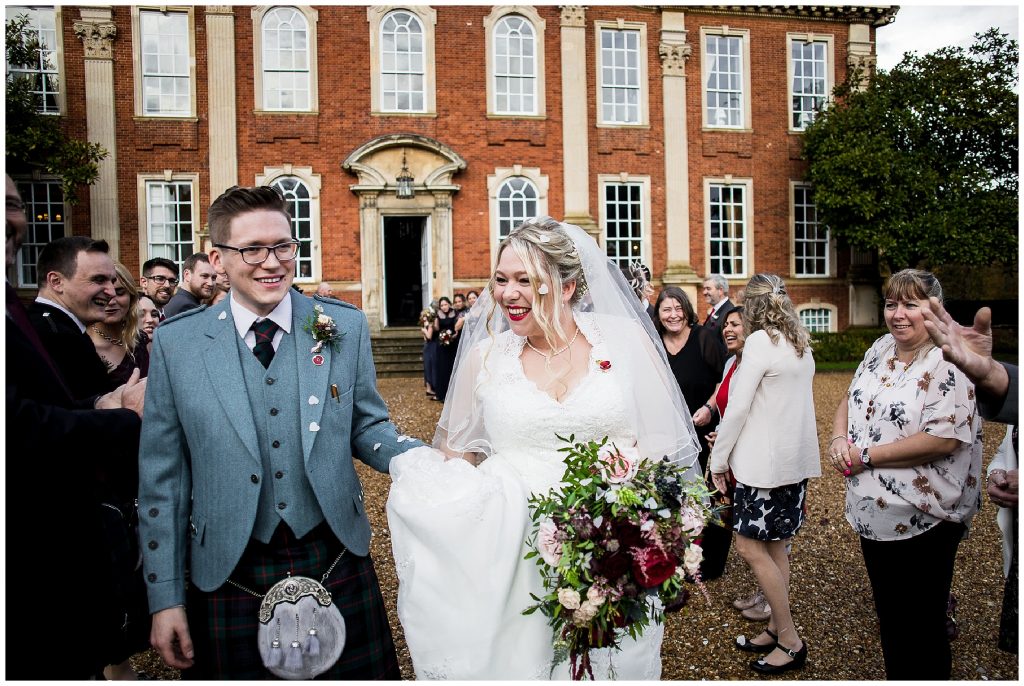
[702,403,713,413]
[829,435,847,446]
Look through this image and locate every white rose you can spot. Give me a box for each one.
[573,600,599,626]
[683,544,703,576]
[586,586,605,606]
[317,314,332,325]
[558,588,581,610]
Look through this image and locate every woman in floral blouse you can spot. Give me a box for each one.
[830,269,982,680]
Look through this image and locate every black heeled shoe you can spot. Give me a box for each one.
[750,640,807,674]
[735,629,777,653]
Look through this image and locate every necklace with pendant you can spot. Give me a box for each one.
[92,326,124,347]
[525,326,580,360]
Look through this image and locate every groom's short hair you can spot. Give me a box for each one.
[208,186,291,245]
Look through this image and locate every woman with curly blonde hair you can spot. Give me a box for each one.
[710,273,819,675]
[88,262,150,385]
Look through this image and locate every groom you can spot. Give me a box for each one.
[139,186,421,678]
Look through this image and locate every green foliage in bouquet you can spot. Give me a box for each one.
[524,434,715,679]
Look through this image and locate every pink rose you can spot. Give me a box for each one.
[679,506,705,537]
[598,444,640,484]
[558,588,581,610]
[538,519,563,566]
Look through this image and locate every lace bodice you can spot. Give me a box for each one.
[475,313,636,493]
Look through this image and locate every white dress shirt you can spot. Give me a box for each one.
[230,293,291,352]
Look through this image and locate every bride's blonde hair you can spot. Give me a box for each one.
[486,216,586,353]
[741,273,812,357]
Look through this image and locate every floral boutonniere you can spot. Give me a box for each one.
[304,304,343,354]
[596,359,612,372]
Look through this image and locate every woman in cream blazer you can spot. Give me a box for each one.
[710,274,820,675]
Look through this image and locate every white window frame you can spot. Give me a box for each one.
[787,32,834,132]
[486,165,549,265]
[368,6,436,116]
[700,26,751,130]
[704,176,753,278]
[13,176,69,288]
[5,6,64,115]
[484,6,546,118]
[137,171,200,272]
[252,6,319,113]
[256,165,323,284]
[595,20,649,127]
[132,6,197,118]
[791,181,834,278]
[598,173,652,268]
[797,303,837,333]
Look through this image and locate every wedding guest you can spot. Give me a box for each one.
[989,424,1018,654]
[830,269,982,680]
[701,308,768,619]
[702,274,738,341]
[421,301,438,398]
[710,274,818,674]
[432,296,458,402]
[29,236,117,398]
[452,293,469,348]
[316,280,334,298]
[89,262,150,386]
[654,286,729,578]
[6,174,147,680]
[208,270,230,306]
[138,294,160,355]
[139,185,416,679]
[623,262,657,322]
[139,257,179,320]
[466,290,479,308]
[163,252,215,318]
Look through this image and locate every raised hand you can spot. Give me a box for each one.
[922,298,1008,398]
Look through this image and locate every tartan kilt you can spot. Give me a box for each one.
[184,522,400,680]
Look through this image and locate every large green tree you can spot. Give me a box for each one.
[6,13,107,203]
[802,29,1018,271]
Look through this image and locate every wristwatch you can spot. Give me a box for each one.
[860,447,872,468]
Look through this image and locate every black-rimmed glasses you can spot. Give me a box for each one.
[213,240,300,265]
[144,274,179,286]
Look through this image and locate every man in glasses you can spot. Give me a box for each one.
[139,185,418,679]
[140,257,180,321]
[163,252,216,318]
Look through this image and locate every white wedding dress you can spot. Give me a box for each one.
[387,315,663,680]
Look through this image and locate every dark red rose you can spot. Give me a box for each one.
[612,520,644,551]
[630,545,679,588]
[596,551,631,581]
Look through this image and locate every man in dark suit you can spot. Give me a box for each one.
[702,274,737,340]
[141,186,422,678]
[28,236,119,398]
[163,252,216,317]
[5,175,147,679]
[140,257,179,321]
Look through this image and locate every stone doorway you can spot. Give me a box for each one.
[343,134,467,333]
[382,215,429,327]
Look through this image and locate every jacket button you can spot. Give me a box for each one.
[148,507,159,518]
[251,474,259,484]
[275,471,284,479]
[148,540,159,550]
[270,407,279,416]
[278,502,287,510]
[266,377,275,385]
[147,573,157,582]
[272,440,280,448]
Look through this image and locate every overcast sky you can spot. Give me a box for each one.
[875,3,1020,70]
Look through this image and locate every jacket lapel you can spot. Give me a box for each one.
[203,301,261,466]
[292,292,330,463]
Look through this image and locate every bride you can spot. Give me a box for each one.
[387,217,700,679]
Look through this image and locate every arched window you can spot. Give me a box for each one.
[493,15,536,115]
[261,7,310,110]
[381,10,424,112]
[497,177,538,238]
[271,176,313,279]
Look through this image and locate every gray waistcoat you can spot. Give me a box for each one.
[237,330,325,543]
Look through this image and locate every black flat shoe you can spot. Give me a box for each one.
[750,640,807,674]
[735,629,777,653]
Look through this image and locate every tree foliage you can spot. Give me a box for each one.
[802,28,1018,270]
[6,14,107,203]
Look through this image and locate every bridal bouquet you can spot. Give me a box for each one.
[438,329,453,346]
[524,435,714,680]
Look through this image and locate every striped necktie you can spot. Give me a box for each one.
[251,318,280,369]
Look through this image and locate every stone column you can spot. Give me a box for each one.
[559,6,598,238]
[206,7,238,199]
[358,193,381,333]
[846,23,877,91]
[658,11,699,291]
[432,192,453,300]
[73,8,120,259]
